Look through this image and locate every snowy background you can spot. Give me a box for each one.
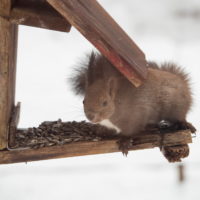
[1,0,200,199]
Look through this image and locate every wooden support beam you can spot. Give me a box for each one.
[0,16,18,149]
[47,0,148,87]
[0,129,192,164]
[10,6,71,32]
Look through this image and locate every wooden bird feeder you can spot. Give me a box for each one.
[0,0,194,164]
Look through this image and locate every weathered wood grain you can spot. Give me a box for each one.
[47,0,148,87]
[0,17,18,149]
[10,6,71,32]
[0,129,192,164]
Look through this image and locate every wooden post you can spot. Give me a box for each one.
[0,0,14,17]
[0,0,18,149]
[178,164,185,183]
[47,0,148,87]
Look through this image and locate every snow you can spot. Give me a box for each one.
[1,0,200,199]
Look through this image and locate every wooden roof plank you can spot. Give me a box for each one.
[47,0,148,87]
[10,6,71,32]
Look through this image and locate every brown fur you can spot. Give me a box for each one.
[71,52,193,136]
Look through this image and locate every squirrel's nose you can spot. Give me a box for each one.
[87,113,95,121]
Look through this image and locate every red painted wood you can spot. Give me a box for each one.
[47,0,148,86]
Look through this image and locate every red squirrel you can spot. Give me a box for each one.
[71,52,196,157]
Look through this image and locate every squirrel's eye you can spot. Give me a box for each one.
[102,101,108,107]
[83,100,85,104]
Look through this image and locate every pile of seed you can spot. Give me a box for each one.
[11,120,118,149]
[10,120,184,150]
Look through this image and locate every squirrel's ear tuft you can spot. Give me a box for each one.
[70,66,87,96]
[88,51,96,70]
[87,51,97,83]
[108,77,117,99]
[70,51,97,96]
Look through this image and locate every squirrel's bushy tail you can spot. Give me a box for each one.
[148,61,190,84]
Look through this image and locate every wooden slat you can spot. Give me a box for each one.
[47,0,148,87]
[0,129,192,164]
[0,17,18,149]
[10,6,71,32]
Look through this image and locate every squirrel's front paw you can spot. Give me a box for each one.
[173,121,196,133]
[180,121,196,133]
[117,136,133,156]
